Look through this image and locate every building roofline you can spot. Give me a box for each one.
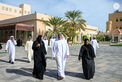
[109,11,122,15]
[0,3,21,9]
[84,25,98,30]
[112,28,122,34]
[0,12,50,26]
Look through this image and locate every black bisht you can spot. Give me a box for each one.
[0,43,2,50]
[32,35,47,79]
[79,44,96,80]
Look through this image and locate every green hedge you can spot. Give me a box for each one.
[111,43,122,46]
[0,52,7,54]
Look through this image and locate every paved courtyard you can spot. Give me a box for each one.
[0,44,122,82]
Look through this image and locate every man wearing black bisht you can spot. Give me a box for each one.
[78,39,96,80]
[32,35,47,80]
[17,39,22,46]
[0,43,2,50]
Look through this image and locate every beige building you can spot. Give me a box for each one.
[112,29,122,42]
[0,3,51,42]
[0,12,50,42]
[0,3,31,20]
[106,11,122,42]
[74,25,98,43]
[0,3,98,43]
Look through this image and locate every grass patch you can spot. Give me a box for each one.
[22,43,26,47]
[111,43,122,46]
[0,52,7,54]
[69,42,82,45]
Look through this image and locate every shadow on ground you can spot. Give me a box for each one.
[0,58,29,64]
[15,59,28,63]
[46,57,52,60]
[0,59,9,63]
[45,69,84,79]
[70,54,79,57]
[6,68,32,77]
[6,68,84,79]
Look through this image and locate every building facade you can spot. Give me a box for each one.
[74,25,98,43]
[0,3,98,43]
[0,12,50,42]
[106,11,122,42]
[112,29,122,42]
[0,3,31,20]
[0,3,51,42]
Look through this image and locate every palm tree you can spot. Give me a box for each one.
[65,10,86,29]
[65,10,86,42]
[43,17,67,36]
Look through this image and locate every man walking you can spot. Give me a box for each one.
[43,36,48,53]
[53,33,69,80]
[6,36,17,64]
[50,35,56,58]
[90,37,99,55]
[25,37,33,63]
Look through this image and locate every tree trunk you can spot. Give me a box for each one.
[72,37,75,43]
[67,38,70,44]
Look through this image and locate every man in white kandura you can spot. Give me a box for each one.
[43,36,48,53]
[50,35,56,58]
[25,37,33,63]
[53,33,69,80]
[6,36,17,64]
[90,37,99,55]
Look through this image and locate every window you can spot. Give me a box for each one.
[116,19,118,22]
[19,10,21,14]
[2,6,5,10]
[24,11,26,14]
[120,19,122,21]
[6,7,8,11]
[28,12,30,14]
[14,9,17,13]
[9,8,12,12]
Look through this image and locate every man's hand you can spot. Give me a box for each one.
[53,57,56,60]
[78,58,81,61]
[67,55,70,58]
[36,44,40,47]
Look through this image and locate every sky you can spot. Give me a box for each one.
[0,0,122,32]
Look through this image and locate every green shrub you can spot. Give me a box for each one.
[111,43,122,46]
[105,35,111,41]
[96,35,104,42]
[82,35,88,41]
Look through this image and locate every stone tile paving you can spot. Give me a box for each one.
[0,45,122,82]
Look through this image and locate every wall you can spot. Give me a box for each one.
[0,3,31,20]
[107,12,122,34]
[0,12,50,41]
